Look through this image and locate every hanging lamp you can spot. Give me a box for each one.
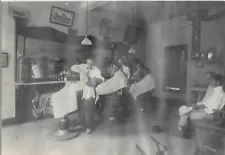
[81,1,92,46]
[128,1,136,54]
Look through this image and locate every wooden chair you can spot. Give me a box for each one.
[194,106,225,155]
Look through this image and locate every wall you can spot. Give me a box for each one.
[144,15,225,101]
[1,2,16,119]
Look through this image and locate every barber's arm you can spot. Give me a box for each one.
[94,68,104,82]
[71,64,86,74]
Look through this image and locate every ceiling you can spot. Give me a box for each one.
[11,1,225,22]
[91,1,225,21]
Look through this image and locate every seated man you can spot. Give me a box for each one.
[95,59,130,120]
[178,74,225,131]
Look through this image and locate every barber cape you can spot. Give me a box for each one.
[51,64,104,118]
[129,73,155,100]
[51,81,85,118]
[96,70,127,95]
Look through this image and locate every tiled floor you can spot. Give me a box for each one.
[2,106,196,155]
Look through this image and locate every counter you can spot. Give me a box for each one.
[15,81,77,123]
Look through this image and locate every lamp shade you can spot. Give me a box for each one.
[81,35,92,46]
[128,47,136,54]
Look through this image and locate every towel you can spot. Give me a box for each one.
[51,81,85,118]
[129,74,155,100]
[96,70,127,95]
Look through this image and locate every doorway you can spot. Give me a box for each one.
[163,45,188,93]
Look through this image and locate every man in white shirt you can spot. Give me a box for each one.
[178,74,225,130]
[71,58,104,134]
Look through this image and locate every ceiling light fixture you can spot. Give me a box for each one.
[81,1,92,46]
[128,1,136,54]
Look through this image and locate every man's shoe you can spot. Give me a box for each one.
[72,125,84,130]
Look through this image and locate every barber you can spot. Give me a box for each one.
[73,58,104,134]
[125,49,140,75]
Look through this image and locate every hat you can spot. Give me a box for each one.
[179,106,193,116]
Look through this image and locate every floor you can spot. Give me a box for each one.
[2,102,196,155]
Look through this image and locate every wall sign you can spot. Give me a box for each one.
[2,53,8,67]
[50,6,75,27]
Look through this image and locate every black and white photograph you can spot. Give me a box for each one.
[50,6,74,27]
[1,1,225,155]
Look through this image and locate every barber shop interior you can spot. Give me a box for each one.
[2,1,225,155]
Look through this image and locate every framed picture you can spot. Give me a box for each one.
[2,53,8,67]
[50,6,74,27]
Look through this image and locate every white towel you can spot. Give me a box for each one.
[82,86,96,100]
[51,81,85,118]
[96,70,127,95]
[129,74,155,100]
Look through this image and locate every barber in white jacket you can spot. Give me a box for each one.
[71,58,104,134]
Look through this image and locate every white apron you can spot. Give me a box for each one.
[51,81,85,118]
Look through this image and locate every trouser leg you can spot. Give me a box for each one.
[84,98,95,130]
[178,110,207,127]
[78,97,85,126]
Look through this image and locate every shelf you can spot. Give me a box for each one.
[15,80,78,86]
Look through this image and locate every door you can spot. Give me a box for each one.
[163,45,187,93]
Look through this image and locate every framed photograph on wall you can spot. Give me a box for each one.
[2,53,8,67]
[50,6,74,27]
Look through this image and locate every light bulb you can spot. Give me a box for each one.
[128,47,136,54]
[81,35,92,46]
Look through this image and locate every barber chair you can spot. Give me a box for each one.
[101,90,123,121]
[135,89,154,114]
[50,91,83,141]
[194,106,225,155]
